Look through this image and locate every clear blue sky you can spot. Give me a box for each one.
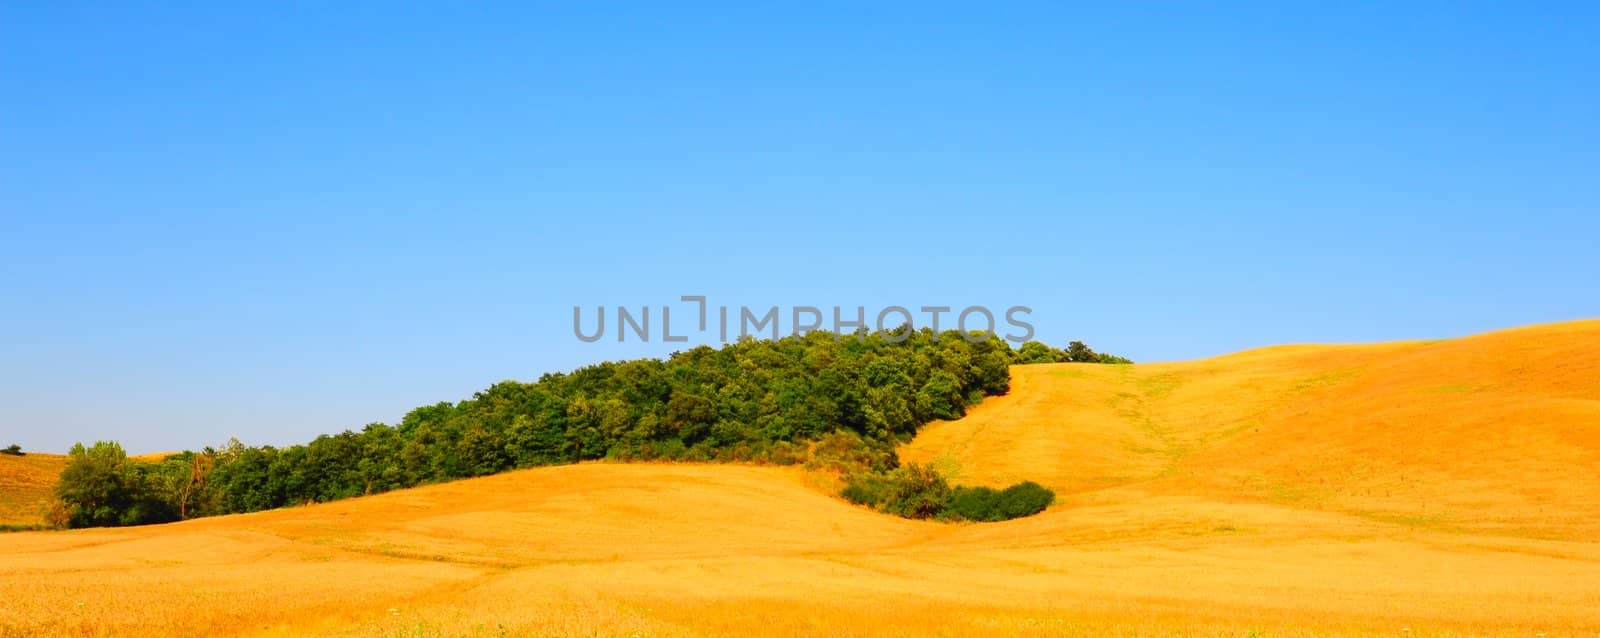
[3,3,1597,453]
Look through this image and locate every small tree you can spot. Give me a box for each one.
[1066,340,1097,362]
[1,444,23,456]
[879,463,952,519]
[55,441,138,527]
[55,441,178,527]
[1015,342,1057,364]
[841,463,952,519]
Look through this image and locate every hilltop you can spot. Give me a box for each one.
[1,320,1597,636]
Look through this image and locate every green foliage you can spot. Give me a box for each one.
[0,444,22,456]
[844,466,1055,523]
[841,463,952,519]
[1014,341,1058,364]
[878,463,953,518]
[1065,340,1097,362]
[806,430,896,474]
[944,485,1005,520]
[997,481,1056,518]
[1013,339,1130,364]
[944,481,1056,521]
[60,329,1019,527]
[839,472,890,508]
[54,441,179,527]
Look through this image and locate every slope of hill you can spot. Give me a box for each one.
[902,318,1600,540]
[0,452,66,527]
[2,320,1598,636]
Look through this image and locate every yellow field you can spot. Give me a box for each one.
[0,452,67,527]
[3,320,1599,636]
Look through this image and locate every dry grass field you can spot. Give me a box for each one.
[3,320,1598,636]
[0,452,67,527]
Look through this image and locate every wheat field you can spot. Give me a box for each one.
[0,453,66,527]
[3,320,1598,636]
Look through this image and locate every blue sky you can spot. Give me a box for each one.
[3,3,1597,452]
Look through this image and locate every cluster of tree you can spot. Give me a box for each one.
[53,331,1110,528]
[52,442,214,527]
[1014,340,1131,364]
[839,463,1055,521]
[56,329,1024,526]
[1,444,23,456]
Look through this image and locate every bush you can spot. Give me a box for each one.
[861,474,1056,523]
[996,481,1055,518]
[840,472,890,508]
[44,499,70,529]
[760,440,808,466]
[806,430,896,474]
[943,482,1055,521]
[841,463,951,519]
[0,444,22,456]
[881,464,952,518]
[945,485,1006,521]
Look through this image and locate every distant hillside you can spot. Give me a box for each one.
[902,318,1600,540]
[0,452,66,527]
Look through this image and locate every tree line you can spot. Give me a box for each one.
[53,330,1127,528]
[1014,339,1132,364]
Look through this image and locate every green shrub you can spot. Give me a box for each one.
[996,481,1055,518]
[841,463,951,519]
[0,444,22,456]
[760,440,808,466]
[945,485,1005,521]
[937,481,1056,522]
[840,472,891,508]
[879,463,951,518]
[806,430,895,474]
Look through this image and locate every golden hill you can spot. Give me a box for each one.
[2,320,1598,636]
[0,452,66,527]
[903,318,1600,540]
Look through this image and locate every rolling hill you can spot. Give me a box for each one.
[902,319,1600,540]
[2,320,1598,636]
[0,452,66,527]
